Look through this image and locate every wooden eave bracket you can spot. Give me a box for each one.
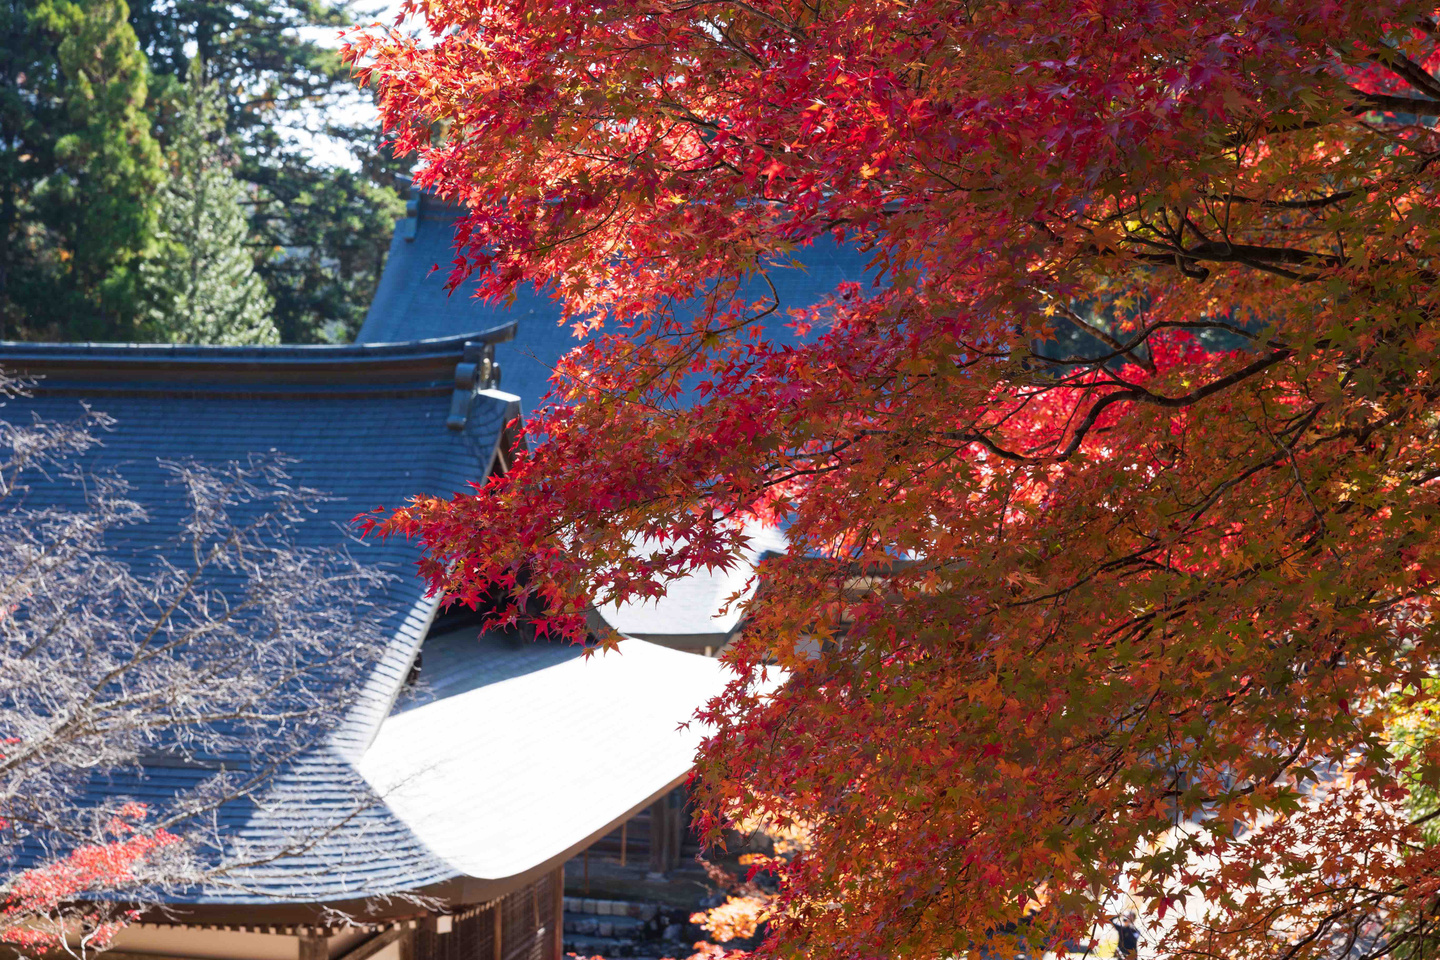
[446,340,502,430]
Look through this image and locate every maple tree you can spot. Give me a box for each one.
[0,800,179,955]
[687,819,811,958]
[350,2,1440,959]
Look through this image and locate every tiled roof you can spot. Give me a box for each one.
[593,524,789,649]
[358,192,870,642]
[1,188,866,907]
[356,194,579,416]
[80,747,458,907]
[360,626,730,881]
[356,190,878,418]
[0,335,515,906]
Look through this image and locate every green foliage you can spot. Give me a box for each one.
[0,0,163,339]
[251,151,405,343]
[0,0,401,343]
[129,0,405,343]
[1391,687,1440,846]
[140,61,277,345]
[0,0,66,339]
[40,0,164,336]
[129,0,350,128]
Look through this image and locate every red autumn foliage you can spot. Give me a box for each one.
[349,2,1440,958]
[1,803,179,951]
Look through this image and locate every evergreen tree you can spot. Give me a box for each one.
[128,0,405,343]
[0,0,68,339]
[140,60,277,345]
[0,0,163,340]
[0,0,401,343]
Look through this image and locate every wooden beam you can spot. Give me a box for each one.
[333,928,405,960]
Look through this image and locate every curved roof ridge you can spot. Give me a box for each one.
[0,323,515,365]
[0,325,519,395]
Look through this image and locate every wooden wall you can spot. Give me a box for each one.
[413,870,562,960]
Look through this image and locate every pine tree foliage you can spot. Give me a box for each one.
[0,0,400,343]
[0,0,68,340]
[141,61,277,345]
[24,0,163,338]
[128,0,406,343]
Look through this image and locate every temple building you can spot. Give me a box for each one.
[0,188,869,960]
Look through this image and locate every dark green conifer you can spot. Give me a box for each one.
[140,60,277,345]
[0,0,163,339]
[40,0,163,337]
[0,0,401,342]
[129,0,406,343]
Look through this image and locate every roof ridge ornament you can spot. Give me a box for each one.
[447,340,502,430]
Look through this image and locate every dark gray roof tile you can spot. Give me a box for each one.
[0,338,511,904]
[356,191,877,419]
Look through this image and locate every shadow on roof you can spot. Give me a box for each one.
[392,624,588,714]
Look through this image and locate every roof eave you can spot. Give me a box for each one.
[0,325,518,392]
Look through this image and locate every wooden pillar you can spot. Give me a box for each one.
[551,867,565,960]
[300,936,329,960]
[670,790,685,872]
[418,916,440,960]
[398,926,416,960]
[494,898,504,960]
[648,795,669,876]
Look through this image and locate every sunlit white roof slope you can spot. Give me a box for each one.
[357,626,730,881]
[593,525,788,650]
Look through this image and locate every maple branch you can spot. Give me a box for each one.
[1366,48,1440,103]
[1035,321,1268,373]
[951,349,1295,463]
[1123,236,1347,272]
[356,9,1440,959]
[1350,89,1440,115]
[1208,188,1359,210]
[1048,301,1156,373]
